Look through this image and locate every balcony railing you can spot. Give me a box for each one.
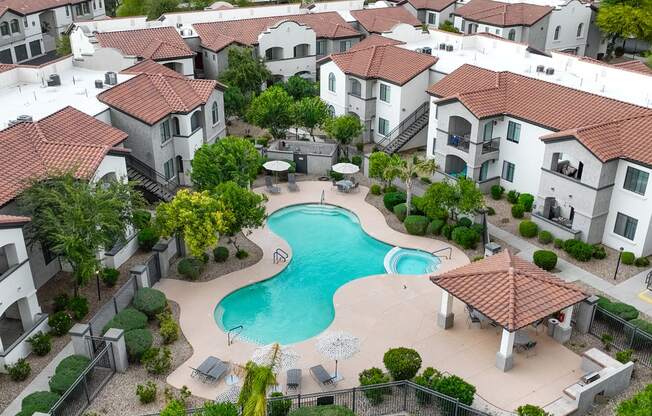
[481,137,500,154]
[447,133,470,152]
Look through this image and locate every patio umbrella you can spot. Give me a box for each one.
[263,160,291,185]
[251,343,300,372]
[315,331,360,379]
[332,162,360,175]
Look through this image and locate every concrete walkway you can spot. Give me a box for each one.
[1,342,74,416]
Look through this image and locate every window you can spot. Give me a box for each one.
[427,12,436,25]
[66,5,70,16]
[506,121,521,143]
[502,161,515,182]
[93,0,97,10]
[10,19,19,33]
[176,155,184,173]
[160,120,171,143]
[211,102,219,124]
[339,40,352,52]
[479,161,489,181]
[99,0,102,7]
[14,44,27,62]
[23,18,27,28]
[41,242,56,264]
[316,40,326,56]
[172,117,180,135]
[576,23,583,38]
[614,212,638,240]
[380,84,390,103]
[0,22,8,36]
[328,73,336,92]
[623,166,649,195]
[508,29,516,41]
[483,122,493,141]
[76,4,83,14]
[190,111,202,132]
[461,21,466,32]
[554,25,561,40]
[163,159,175,180]
[378,117,389,136]
[0,48,12,64]
[83,2,90,14]
[29,40,41,57]
[350,79,361,97]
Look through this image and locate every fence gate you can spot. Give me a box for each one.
[146,253,161,286]
[85,336,107,359]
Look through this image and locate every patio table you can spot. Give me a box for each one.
[336,180,354,192]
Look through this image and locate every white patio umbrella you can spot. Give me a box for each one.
[315,331,360,380]
[263,160,291,172]
[332,162,360,175]
[251,343,300,372]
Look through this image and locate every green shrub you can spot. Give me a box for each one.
[457,217,472,228]
[621,251,635,265]
[427,219,446,235]
[441,224,453,240]
[598,297,639,321]
[511,204,525,219]
[452,227,479,249]
[486,206,496,216]
[53,293,69,313]
[132,210,152,230]
[516,404,551,416]
[404,216,429,236]
[101,268,120,287]
[563,239,595,262]
[518,193,535,212]
[358,367,390,404]
[351,155,363,167]
[471,223,484,235]
[383,347,422,380]
[49,355,91,394]
[329,170,344,181]
[6,358,31,381]
[177,257,203,280]
[592,245,607,259]
[138,227,160,251]
[420,177,432,185]
[160,318,180,344]
[19,391,60,416]
[472,255,484,262]
[631,319,652,336]
[490,185,504,200]
[507,190,520,204]
[289,406,355,416]
[383,192,406,211]
[67,296,89,321]
[125,329,153,362]
[236,249,249,259]
[48,311,73,336]
[384,185,397,193]
[413,367,443,405]
[635,257,650,267]
[141,347,172,375]
[103,308,148,334]
[433,375,476,406]
[27,332,52,356]
[519,220,538,238]
[615,349,634,364]
[538,231,553,244]
[533,250,557,271]
[269,392,292,416]
[160,399,186,416]
[393,203,408,222]
[213,246,229,263]
[616,383,652,416]
[370,184,382,195]
[133,288,167,319]
[201,401,240,416]
[136,381,157,404]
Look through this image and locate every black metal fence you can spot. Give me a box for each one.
[49,343,116,416]
[88,276,138,337]
[588,306,652,367]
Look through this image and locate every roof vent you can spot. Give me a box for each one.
[445,44,453,52]
[105,71,117,85]
[439,43,446,50]
[422,47,432,55]
[415,48,422,53]
[545,67,555,75]
[47,74,61,87]
[536,65,545,73]
[17,115,33,122]
[95,80,104,89]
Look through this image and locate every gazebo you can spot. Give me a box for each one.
[430,250,587,372]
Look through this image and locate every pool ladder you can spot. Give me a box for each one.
[431,246,452,260]
[320,190,325,204]
[227,325,243,346]
[273,248,288,264]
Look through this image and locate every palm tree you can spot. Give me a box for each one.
[238,361,277,416]
[384,156,438,215]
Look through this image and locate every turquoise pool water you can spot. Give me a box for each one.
[214,204,440,345]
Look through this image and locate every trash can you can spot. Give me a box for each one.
[548,318,559,337]
[484,242,502,257]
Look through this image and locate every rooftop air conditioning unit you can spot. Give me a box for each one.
[445,44,453,52]
[176,23,182,28]
[105,71,117,85]
[439,43,446,50]
[415,48,423,53]
[47,74,61,86]
[422,47,432,55]
[536,65,545,73]
[16,115,33,123]
[95,80,104,89]
[546,67,555,75]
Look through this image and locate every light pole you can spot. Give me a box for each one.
[95,270,102,301]
[613,247,624,281]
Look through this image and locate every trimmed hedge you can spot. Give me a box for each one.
[631,319,652,336]
[133,288,167,319]
[635,257,650,267]
[49,355,91,394]
[592,245,607,259]
[507,190,520,204]
[427,219,446,235]
[537,231,553,244]
[289,406,356,416]
[554,238,564,249]
[621,251,635,265]
[452,227,479,249]
[441,224,453,240]
[383,192,406,211]
[48,311,73,336]
[383,347,422,380]
[490,185,504,200]
[598,297,639,321]
[511,204,525,219]
[213,246,229,263]
[138,227,160,251]
[393,203,408,222]
[404,216,429,236]
[177,257,203,280]
[519,220,538,238]
[101,268,120,287]
[518,193,535,212]
[370,184,382,195]
[125,328,153,362]
[457,217,472,228]
[563,239,595,262]
[533,250,557,271]
[102,308,148,335]
[19,391,61,416]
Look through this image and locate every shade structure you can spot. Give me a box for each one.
[332,162,360,175]
[315,331,360,378]
[263,160,291,172]
[251,343,299,372]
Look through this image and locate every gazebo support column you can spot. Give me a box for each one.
[437,290,455,329]
[495,329,515,372]
[553,305,574,343]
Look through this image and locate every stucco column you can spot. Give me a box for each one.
[17,292,41,330]
[130,265,149,289]
[104,328,128,373]
[495,328,515,372]
[153,238,172,279]
[553,305,574,343]
[69,323,92,359]
[575,296,599,334]
[437,290,455,329]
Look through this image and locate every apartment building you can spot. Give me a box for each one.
[193,12,361,81]
[0,0,106,64]
[427,64,652,255]
[401,0,458,28]
[350,6,422,35]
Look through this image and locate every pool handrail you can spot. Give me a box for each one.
[273,248,289,264]
[431,246,452,260]
[227,325,244,346]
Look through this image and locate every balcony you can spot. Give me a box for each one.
[447,134,470,152]
[481,138,500,154]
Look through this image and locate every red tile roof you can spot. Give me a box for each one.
[0,214,30,226]
[452,0,553,27]
[194,12,360,53]
[0,63,16,73]
[351,6,422,33]
[325,44,437,85]
[347,34,404,52]
[97,74,219,125]
[0,0,85,16]
[431,251,587,331]
[0,106,128,206]
[96,27,194,61]
[120,59,186,78]
[406,0,457,12]
[613,60,652,76]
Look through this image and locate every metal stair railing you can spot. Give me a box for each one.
[432,246,452,260]
[126,154,179,196]
[377,102,429,151]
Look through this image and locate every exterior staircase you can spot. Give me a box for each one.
[378,102,429,154]
[126,155,179,202]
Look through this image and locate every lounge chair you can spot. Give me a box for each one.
[288,173,300,192]
[205,358,229,383]
[310,365,336,387]
[265,176,280,194]
[190,356,219,380]
[286,368,302,392]
[350,182,359,192]
[517,341,538,357]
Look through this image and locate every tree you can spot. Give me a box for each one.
[56,35,71,56]
[368,151,402,188]
[155,189,229,257]
[146,0,179,20]
[246,86,294,140]
[104,0,120,16]
[116,0,148,16]
[383,156,437,215]
[323,115,363,159]
[292,96,330,139]
[439,20,460,33]
[617,383,652,415]
[596,0,652,59]
[283,75,317,100]
[238,361,277,416]
[224,85,247,118]
[214,181,266,251]
[19,172,143,295]
[219,47,271,98]
[421,177,484,220]
[455,177,485,216]
[191,136,262,190]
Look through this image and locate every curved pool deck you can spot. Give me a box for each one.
[157,181,582,412]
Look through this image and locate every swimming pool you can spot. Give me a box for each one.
[214,204,440,344]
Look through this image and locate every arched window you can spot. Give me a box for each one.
[328,73,336,92]
[576,23,583,38]
[554,25,561,41]
[211,102,219,124]
[190,111,202,132]
[0,22,8,36]
[508,29,516,41]
[172,117,180,136]
[10,19,19,33]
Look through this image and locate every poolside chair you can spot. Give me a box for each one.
[466,306,482,329]
[286,368,302,392]
[531,318,545,335]
[517,341,538,358]
[205,358,229,383]
[265,176,281,194]
[190,356,219,381]
[310,365,336,387]
[349,182,359,193]
[288,173,300,192]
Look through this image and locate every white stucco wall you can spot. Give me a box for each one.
[544,0,592,55]
[319,60,347,115]
[91,154,129,184]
